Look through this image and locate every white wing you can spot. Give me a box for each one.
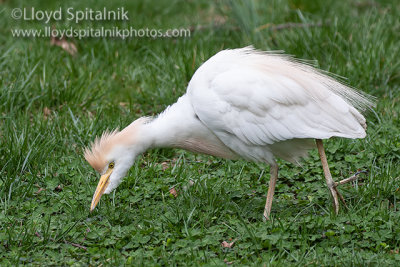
[187,47,373,163]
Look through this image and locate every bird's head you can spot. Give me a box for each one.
[84,118,150,211]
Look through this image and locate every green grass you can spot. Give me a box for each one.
[1,0,400,265]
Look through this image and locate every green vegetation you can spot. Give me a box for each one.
[1,0,399,265]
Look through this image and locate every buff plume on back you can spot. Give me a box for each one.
[208,46,374,113]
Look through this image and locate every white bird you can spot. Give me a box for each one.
[85,47,374,219]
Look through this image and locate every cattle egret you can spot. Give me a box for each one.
[85,47,374,220]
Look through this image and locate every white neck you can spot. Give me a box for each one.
[136,95,237,159]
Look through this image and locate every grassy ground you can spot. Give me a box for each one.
[1,0,400,265]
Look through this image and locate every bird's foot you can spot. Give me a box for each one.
[328,185,340,214]
[333,186,347,211]
[331,171,367,213]
[263,210,270,221]
[335,170,367,187]
[327,181,347,214]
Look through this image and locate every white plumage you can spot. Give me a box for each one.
[188,47,371,164]
[85,47,374,219]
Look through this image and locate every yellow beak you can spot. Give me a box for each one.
[90,168,113,212]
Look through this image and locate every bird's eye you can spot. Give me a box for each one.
[108,162,115,169]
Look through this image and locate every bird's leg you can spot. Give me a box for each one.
[263,163,278,220]
[315,139,344,214]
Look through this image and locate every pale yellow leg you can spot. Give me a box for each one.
[263,140,364,219]
[316,139,343,214]
[263,163,278,220]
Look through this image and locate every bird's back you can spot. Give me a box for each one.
[187,47,374,164]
